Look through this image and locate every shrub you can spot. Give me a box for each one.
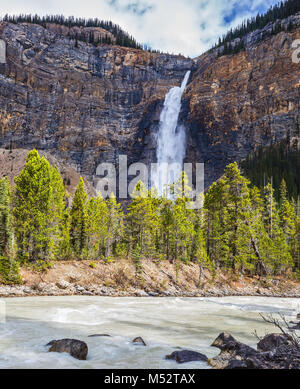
[0,256,22,285]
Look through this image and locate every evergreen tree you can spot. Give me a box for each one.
[13,150,54,261]
[0,177,12,257]
[126,182,159,258]
[168,173,195,262]
[262,183,292,274]
[49,166,69,258]
[70,177,88,257]
[192,211,213,284]
[87,193,108,259]
[159,197,174,261]
[293,214,300,271]
[204,181,224,268]
[219,163,256,272]
[212,0,300,55]
[105,193,124,259]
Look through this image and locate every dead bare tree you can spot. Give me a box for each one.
[259,313,300,349]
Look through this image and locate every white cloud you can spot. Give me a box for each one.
[0,0,278,57]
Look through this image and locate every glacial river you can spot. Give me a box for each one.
[0,296,299,369]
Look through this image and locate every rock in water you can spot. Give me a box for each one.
[132,337,147,346]
[224,360,248,369]
[209,332,258,369]
[166,350,208,364]
[210,332,300,369]
[47,339,88,360]
[257,333,294,351]
[88,334,111,338]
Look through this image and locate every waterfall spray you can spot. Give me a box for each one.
[153,71,191,195]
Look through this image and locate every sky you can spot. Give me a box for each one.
[0,0,280,57]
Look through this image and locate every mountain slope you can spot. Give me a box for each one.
[182,13,300,188]
[0,12,299,193]
[0,21,193,190]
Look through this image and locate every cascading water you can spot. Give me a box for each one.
[153,71,191,195]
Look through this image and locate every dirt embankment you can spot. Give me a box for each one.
[1,259,300,298]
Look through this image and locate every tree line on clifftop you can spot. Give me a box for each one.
[212,0,300,56]
[0,150,299,284]
[1,14,162,53]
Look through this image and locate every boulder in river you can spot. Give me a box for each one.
[166,350,208,364]
[47,339,88,360]
[132,337,147,346]
[224,359,248,369]
[257,333,294,351]
[209,332,259,369]
[209,332,300,369]
[88,334,111,338]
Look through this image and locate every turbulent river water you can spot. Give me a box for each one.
[0,296,299,369]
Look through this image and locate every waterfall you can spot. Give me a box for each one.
[153,71,191,195]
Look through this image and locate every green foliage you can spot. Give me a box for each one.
[70,177,88,257]
[0,177,13,257]
[105,193,124,259]
[86,193,108,259]
[31,259,53,272]
[204,162,295,276]
[1,149,299,285]
[13,150,67,262]
[241,135,300,202]
[132,244,142,272]
[126,182,158,259]
[0,256,22,285]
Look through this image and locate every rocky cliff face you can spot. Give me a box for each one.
[183,14,300,186]
[0,18,299,192]
[0,21,193,191]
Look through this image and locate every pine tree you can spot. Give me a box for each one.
[220,163,255,272]
[279,186,296,249]
[105,193,124,259]
[192,212,213,285]
[262,183,292,274]
[205,163,269,274]
[70,177,88,257]
[168,173,195,263]
[293,214,300,271]
[126,181,159,259]
[13,150,54,261]
[0,177,12,257]
[204,181,224,268]
[49,166,69,259]
[87,193,108,259]
[159,197,174,261]
[0,177,20,284]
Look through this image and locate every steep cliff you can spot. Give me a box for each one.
[0,16,299,192]
[183,13,300,187]
[0,21,193,190]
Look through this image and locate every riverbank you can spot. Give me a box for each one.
[1,259,300,298]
